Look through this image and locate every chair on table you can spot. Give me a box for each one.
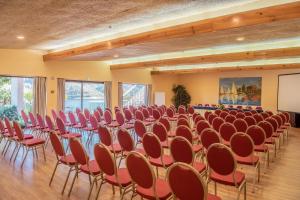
[126,151,172,200]
[200,128,221,155]
[219,122,237,146]
[49,132,76,194]
[170,136,206,175]
[208,113,218,125]
[230,133,260,187]
[153,122,170,148]
[212,117,225,132]
[253,114,264,123]
[225,114,236,123]
[116,111,134,130]
[13,121,46,167]
[258,121,277,158]
[159,117,175,137]
[167,162,221,200]
[246,125,269,167]
[94,144,132,200]
[175,125,202,154]
[233,119,248,133]
[68,138,102,199]
[206,143,247,200]
[98,125,122,157]
[142,133,173,176]
[244,116,257,126]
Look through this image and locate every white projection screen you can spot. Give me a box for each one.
[278,73,300,113]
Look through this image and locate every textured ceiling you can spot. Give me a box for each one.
[0,0,251,50]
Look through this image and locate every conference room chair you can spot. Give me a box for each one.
[29,112,41,133]
[153,122,170,148]
[134,119,147,144]
[250,110,258,115]
[59,111,71,127]
[219,122,237,146]
[192,112,200,121]
[187,106,195,115]
[212,117,225,132]
[194,115,206,126]
[178,105,187,114]
[147,106,153,116]
[170,136,206,175]
[272,115,287,140]
[246,125,269,167]
[45,115,58,133]
[175,125,201,154]
[93,110,102,124]
[230,132,261,186]
[214,109,222,116]
[204,111,212,121]
[0,119,8,145]
[265,117,283,148]
[253,113,264,123]
[21,110,34,131]
[260,112,270,119]
[157,106,165,117]
[159,117,175,137]
[219,111,229,119]
[98,125,122,157]
[208,113,218,125]
[116,111,134,130]
[142,133,173,176]
[258,121,277,158]
[68,137,102,199]
[135,110,152,127]
[13,121,46,167]
[142,108,156,123]
[206,143,247,200]
[233,119,248,132]
[229,110,238,116]
[195,120,211,140]
[178,114,189,120]
[152,109,161,120]
[244,111,252,116]
[94,143,132,200]
[68,111,82,130]
[51,109,58,122]
[266,110,274,116]
[124,108,135,124]
[56,117,82,142]
[244,116,257,126]
[177,118,191,128]
[236,112,246,119]
[200,128,221,156]
[167,162,221,200]
[125,151,172,200]
[104,110,120,131]
[49,132,76,194]
[75,107,82,116]
[36,113,51,144]
[83,108,91,121]
[96,107,104,119]
[166,107,178,123]
[283,112,291,127]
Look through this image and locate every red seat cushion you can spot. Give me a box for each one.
[105,168,131,187]
[149,155,173,168]
[192,144,202,153]
[193,162,206,174]
[210,170,245,186]
[208,193,222,200]
[80,160,101,175]
[265,137,275,144]
[235,155,259,165]
[254,144,268,152]
[60,154,77,165]
[107,121,120,128]
[14,134,33,140]
[21,138,45,147]
[108,144,122,154]
[272,132,281,137]
[145,118,156,123]
[168,131,176,137]
[61,132,82,139]
[136,178,172,200]
[121,124,134,130]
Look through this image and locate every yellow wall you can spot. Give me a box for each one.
[0,49,177,114]
[178,69,300,112]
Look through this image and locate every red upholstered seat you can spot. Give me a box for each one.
[80,160,101,175]
[60,154,77,165]
[21,138,45,146]
[136,179,171,200]
[168,131,176,137]
[254,144,268,152]
[235,155,259,165]
[14,134,33,140]
[105,168,131,187]
[192,144,202,153]
[108,143,122,153]
[193,162,206,174]
[210,171,245,186]
[207,194,222,200]
[149,155,173,167]
[61,132,82,139]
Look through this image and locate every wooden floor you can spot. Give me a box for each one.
[1,128,300,200]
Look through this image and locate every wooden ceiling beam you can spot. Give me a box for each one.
[151,63,300,75]
[110,47,300,69]
[43,2,300,61]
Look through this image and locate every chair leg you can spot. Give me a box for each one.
[9,143,18,161]
[62,166,73,194]
[13,145,22,162]
[42,145,47,161]
[95,179,104,200]
[68,169,79,197]
[214,181,217,195]
[21,147,30,168]
[87,177,97,200]
[49,161,59,186]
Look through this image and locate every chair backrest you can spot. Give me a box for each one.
[124,108,133,122]
[229,110,237,116]
[212,117,225,132]
[90,115,98,130]
[94,143,116,176]
[246,125,266,146]
[166,108,175,118]
[208,113,218,125]
[244,111,252,116]
[36,114,46,128]
[29,112,37,126]
[45,115,55,131]
[98,125,112,146]
[126,152,155,190]
[257,121,274,139]
[219,122,237,142]
[170,136,194,164]
[266,110,274,116]
[75,108,81,116]
[147,107,153,116]
[78,112,87,128]
[56,117,66,134]
[97,107,104,117]
[104,110,113,124]
[0,119,6,133]
[253,113,264,123]
[214,109,222,116]
[83,109,91,120]
[117,128,134,152]
[115,111,125,126]
[167,163,207,200]
[159,117,171,132]
[49,132,65,157]
[175,125,193,143]
[283,112,290,123]
[244,116,257,126]
[261,112,270,119]
[59,111,68,124]
[204,111,211,120]
[272,115,283,127]
[187,106,195,115]
[157,107,164,116]
[152,109,161,120]
[177,118,190,128]
[153,122,168,143]
[265,117,278,132]
[250,110,258,115]
[69,138,89,165]
[21,110,30,125]
[219,111,229,119]
[134,120,147,138]
[195,120,210,136]
[206,143,236,176]
[236,112,246,119]
[192,113,200,121]
[142,108,150,119]
[13,121,24,140]
[233,119,248,132]
[94,110,101,122]
[278,113,287,125]
[225,114,236,123]
[200,128,221,151]
[51,109,58,121]
[68,111,77,125]
[5,118,14,137]
[178,114,188,120]
[135,110,144,121]
[142,133,163,160]
[230,132,254,158]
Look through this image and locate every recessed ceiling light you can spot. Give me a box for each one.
[16,35,25,40]
[113,54,119,58]
[232,16,240,24]
[236,37,245,41]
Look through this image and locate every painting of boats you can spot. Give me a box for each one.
[219,77,262,106]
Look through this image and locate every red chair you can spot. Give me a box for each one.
[244,111,252,116]
[147,107,153,116]
[56,117,82,140]
[166,108,177,122]
[124,108,135,124]
[230,132,260,184]
[49,132,76,194]
[83,108,91,121]
[94,144,131,200]
[153,122,169,148]
[244,116,257,126]
[104,110,120,129]
[178,105,186,114]
[45,115,58,132]
[208,113,218,125]
[21,110,34,130]
[204,111,212,120]
[250,110,258,115]
[212,117,225,132]
[177,118,191,128]
[265,117,283,147]
[126,151,172,200]
[175,125,201,154]
[116,111,134,130]
[142,108,156,123]
[94,110,102,123]
[135,110,152,126]
[261,112,270,119]
[258,121,277,158]
[253,114,264,123]
[51,109,58,122]
[229,110,238,116]
[59,111,71,126]
[219,111,229,119]
[170,136,206,175]
[283,112,291,127]
[98,125,122,155]
[167,162,221,200]
[152,109,161,120]
[215,109,222,116]
[225,114,236,123]
[236,112,246,119]
[246,125,269,167]
[142,133,173,175]
[68,111,82,129]
[29,112,41,132]
[195,120,210,138]
[134,120,147,143]
[13,121,46,167]
[178,114,188,120]
[194,115,205,125]
[68,138,102,198]
[206,143,246,200]
[192,113,200,121]
[219,122,237,146]
[200,128,221,154]
[159,117,175,137]
[187,106,195,115]
[233,119,248,132]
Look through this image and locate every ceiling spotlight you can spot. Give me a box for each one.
[232,16,240,24]
[236,37,245,41]
[16,35,25,40]
[113,54,119,58]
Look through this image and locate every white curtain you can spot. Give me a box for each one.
[57,78,65,111]
[118,82,123,108]
[104,81,112,109]
[145,84,152,106]
[33,77,47,116]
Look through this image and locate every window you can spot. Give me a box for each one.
[64,81,105,112]
[0,76,33,119]
[122,83,146,107]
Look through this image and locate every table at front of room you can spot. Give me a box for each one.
[193,106,263,116]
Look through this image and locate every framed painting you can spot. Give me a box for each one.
[219,77,262,106]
